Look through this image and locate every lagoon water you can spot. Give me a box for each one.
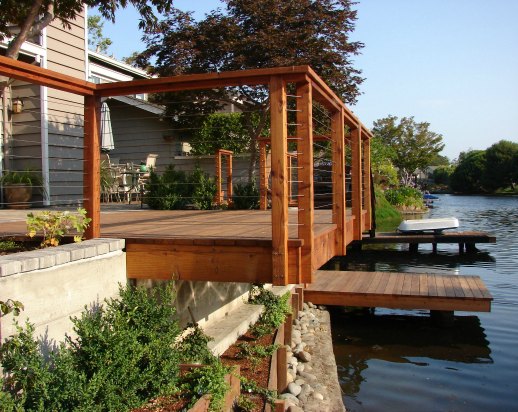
[330,195,518,411]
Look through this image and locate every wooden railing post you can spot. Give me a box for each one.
[83,95,101,239]
[270,75,289,286]
[296,81,314,284]
[332,109,346,255]
[363,137,372,231]
[351,125,363,241]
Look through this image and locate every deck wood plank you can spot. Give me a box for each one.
[427,274,438,297]
[450,276,465,298]
[304,270,492,313]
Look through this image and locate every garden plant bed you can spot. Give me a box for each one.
[132,330,277,412]
[221,329,277,411]
[0,239,40,255]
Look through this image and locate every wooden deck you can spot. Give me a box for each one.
[107,209,340,284]
[304,270,492,312]
[0,209,348,284]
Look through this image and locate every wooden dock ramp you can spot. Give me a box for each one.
[304,270,492,312]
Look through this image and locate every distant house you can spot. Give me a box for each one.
[1,13,259,208]
[1,11,88,206]
[0,12,197,207]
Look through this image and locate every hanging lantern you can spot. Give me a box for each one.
[12,98,24,114]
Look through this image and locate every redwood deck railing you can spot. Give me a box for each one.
[0,56,373,285]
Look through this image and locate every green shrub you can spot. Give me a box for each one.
[146,165,216,210]
[232,181,260,210]
[236,342,279,371]
[248,285,291,337]
[180,361,231,412]
[374,186,401,231]
[0,283,181,411]
[384,186,424,209]
[176,323,216,365]
[27,208,91,247]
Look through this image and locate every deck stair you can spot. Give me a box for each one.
[304,270,492,313]
[204,285,292,356]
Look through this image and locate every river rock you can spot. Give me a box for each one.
[299,371,318,382]
[296,350,312,362]
[287,406,304,412]
[288,382,302,396]
[280,393,300,406]
[313,392,324,400]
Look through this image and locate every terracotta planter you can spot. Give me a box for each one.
[4,184,33,209]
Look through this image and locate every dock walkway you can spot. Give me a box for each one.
[304,270,492,312]
[360,231,496,253]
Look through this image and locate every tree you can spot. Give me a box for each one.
[432,165,453,185]
[372,115,445,186]
[370,136,398,187]
[138,0,364,180]
[0,0,174,60]
[450,150,486,193]
[430,153,450,166]
[483,140,518,191]
[88,15,112,53]
[190,113,250,155]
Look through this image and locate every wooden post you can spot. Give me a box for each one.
[270,75,289,286]
[226,152,233,204]
[215,149,223,205]
[276,345,288,393]
[295,286,304,311]
[296,81,314,283]
[363,136,372,232]
[284,313,293,346]
[332,109,346,255]
[214,149,233,205]
[83,95,101,239]
[259,140,268,210]
[350,126,363,241]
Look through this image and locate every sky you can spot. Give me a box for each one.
[93,0,518,161]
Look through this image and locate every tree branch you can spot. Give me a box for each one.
[28,3,55,39]
[5,0,45,59]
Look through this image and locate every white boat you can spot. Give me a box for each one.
[398,217,459,234]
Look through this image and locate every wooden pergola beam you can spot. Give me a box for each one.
[0,55,95,96]
[95,66,310,97]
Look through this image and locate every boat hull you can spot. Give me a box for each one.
[398,217,459,234]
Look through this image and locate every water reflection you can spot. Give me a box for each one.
[331,309,492,400]
[330,195,518,411]
[326,249,496,274]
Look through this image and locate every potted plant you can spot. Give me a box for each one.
[0,169,44,209]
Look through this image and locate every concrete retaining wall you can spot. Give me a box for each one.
[0,239,126,344]
[136,279,251,329]
[1,238,255,347]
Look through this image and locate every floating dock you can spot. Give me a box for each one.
[360,231,496,253]
[304,270,492,312]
